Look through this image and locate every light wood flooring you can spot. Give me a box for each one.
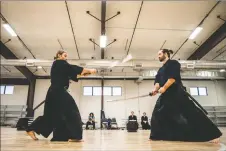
[1,127,226,151]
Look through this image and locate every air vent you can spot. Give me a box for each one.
[26,62,35,66]
[134,63,142,69]
[187,64,195,69]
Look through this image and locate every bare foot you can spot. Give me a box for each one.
[68,139,84,142]
[209,138,220,144]
[26,131,38,140]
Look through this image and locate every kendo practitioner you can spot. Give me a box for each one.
[149,49,222,143]
[127,111,138,132]
[26,50,96,142]
[128,111,137,121]
[141,112,150,130]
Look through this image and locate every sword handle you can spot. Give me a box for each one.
[149,91,159,96]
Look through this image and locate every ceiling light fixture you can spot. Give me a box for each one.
[100,35,107,48]
[220,69,225,72]
[189,27,203,40]
[3,24,17,37]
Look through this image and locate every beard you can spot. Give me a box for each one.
[159,55,166,62]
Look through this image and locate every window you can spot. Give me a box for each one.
[104,87,111,96]
[5,86,14,94]
[83,86,122,96]
[0,85,14,95]
[198,87,207,96]
[190,87,198,96]
[83,87,92,96]
[93,87,102,96]
[113,87,122,96]
[190,87,207,96]
[1,86,5,94]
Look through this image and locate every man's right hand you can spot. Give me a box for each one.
[150,90,158,96]
[90,69,97,74]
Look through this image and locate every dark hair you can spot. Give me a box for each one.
[89,113,94,117]
[54,50,66,60]
[161,49,174,58]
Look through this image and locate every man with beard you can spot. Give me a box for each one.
[149,49,222,143]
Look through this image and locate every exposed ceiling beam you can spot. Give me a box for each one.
[101,1,106,59]
[0,78,29,85]
[172,1,221,59]
[2,65,11,72]
[0,41,36,81]
[188,22,226,60]
[126,1,143,55]
[0,13,47,73]
[65,1,80,59]
[0,13,36,59]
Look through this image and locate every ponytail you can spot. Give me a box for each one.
[162,49,174,58]
[54,50,66,60]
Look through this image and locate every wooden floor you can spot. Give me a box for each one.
[1,127,226,151]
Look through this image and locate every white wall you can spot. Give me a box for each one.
[183,80,222,106]
[0,85,28,105]
[33,79,102,126]
[33,79,226,127]
[33,80,51,119]
[214,80,226,106]
[33,79,82,118]
[104,80,157,127]
[79,80,101,126]
[2,79,224,127]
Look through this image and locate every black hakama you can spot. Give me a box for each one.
[27,60,83,141]
[150,60,222,142]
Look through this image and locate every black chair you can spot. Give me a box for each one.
[110,118,118,129]
[101,118,108,129]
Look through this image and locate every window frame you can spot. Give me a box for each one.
[112,86,122,96]
[198,87,208,96]
[92,86,102,96]
[189,87,208,96]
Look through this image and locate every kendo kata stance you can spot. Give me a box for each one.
[149,49,222,143]
[26,50,96,142]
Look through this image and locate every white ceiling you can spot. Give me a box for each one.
[1,1,226,77]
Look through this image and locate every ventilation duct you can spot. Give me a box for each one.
[1,59,226,69]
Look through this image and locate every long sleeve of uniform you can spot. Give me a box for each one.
[154,71,160,85]
[167,60,180,79]
[129,115,137,121]
[64,62,83,82]
[141,116,144,122]
[134,116,137,121]
[128,116,131,121]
